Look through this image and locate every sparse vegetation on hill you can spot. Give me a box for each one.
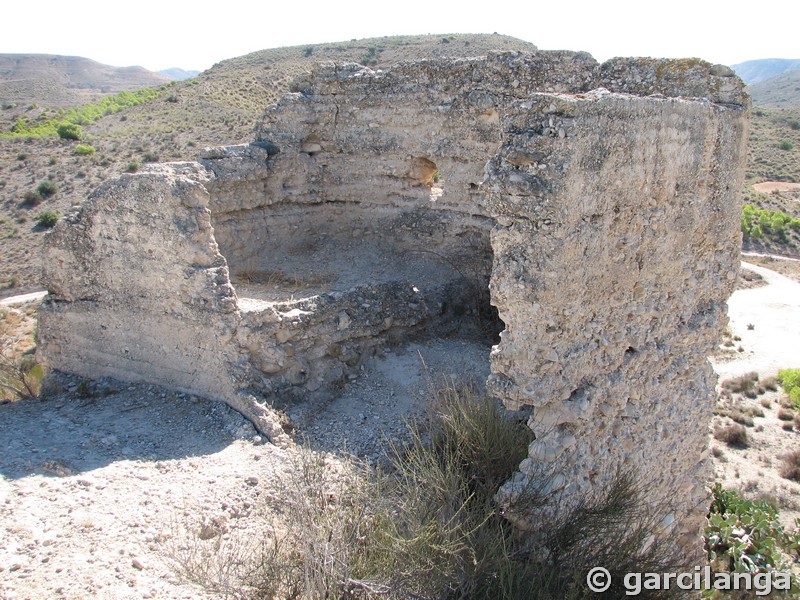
[747,108,800,184]
[748,68,800,109]
[743,105,800,257]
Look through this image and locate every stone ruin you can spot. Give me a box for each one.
[37,50,749,558]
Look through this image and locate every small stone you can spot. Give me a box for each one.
[132,558,145,570]
[245,476,259,486]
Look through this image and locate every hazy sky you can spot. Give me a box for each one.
[3,0,797,72]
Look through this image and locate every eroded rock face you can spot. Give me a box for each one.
[38,51,749,558]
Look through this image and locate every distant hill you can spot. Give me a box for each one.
[732,59,800,85]
[748,69,800,109]
[159,68,200,81]
[0,54,169,107]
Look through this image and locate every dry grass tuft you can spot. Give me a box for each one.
[779,450,800,482]
[713,424,749,448]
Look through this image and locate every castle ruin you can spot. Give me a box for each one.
[37,51,749,557]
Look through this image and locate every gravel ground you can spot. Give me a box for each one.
[2,257,799,598]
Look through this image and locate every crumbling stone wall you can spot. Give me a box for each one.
[38,51,749,558]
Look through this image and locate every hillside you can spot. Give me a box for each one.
[732,58,800,85]
[0,54,169,108]
[741,103,800,257]
[0,34,538,295]
[748,69,800,109]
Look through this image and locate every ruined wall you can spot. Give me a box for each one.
[39,164,243,399]
[38,51,749,558]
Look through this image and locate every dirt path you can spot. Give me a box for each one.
[0,291,47,306]
[710,261,800,380]
[752,181,800,194]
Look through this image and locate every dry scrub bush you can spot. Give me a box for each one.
[780,450,800,482]
[713,424,749,448]
[720,372,762,399]
[167,380,687,599]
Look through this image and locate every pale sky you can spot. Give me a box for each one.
[3,0,798,72]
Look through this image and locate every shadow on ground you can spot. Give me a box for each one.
[0,376,257,480]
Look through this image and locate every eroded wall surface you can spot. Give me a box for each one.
[38,51,749,557]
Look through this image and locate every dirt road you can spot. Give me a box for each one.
[711,261,800,379]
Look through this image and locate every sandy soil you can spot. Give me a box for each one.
[0,379,295,599]
[710,261,800,379]
[0,334,491,599]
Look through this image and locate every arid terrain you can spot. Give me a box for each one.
[1,254,799,598]
[1,37,800,599]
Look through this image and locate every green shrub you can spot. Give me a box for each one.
[778,368,800,409]
[74,144,96,155]
[36,180,57,198]
[125,161,140,173]
[56,122,82,140]
[741,204,798,243]
[779,140,794,151]
[791,388,800,409]
[36,210,59,228]
[778,368,800,393]
[706,484,800,578]
[1,88,159,139]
